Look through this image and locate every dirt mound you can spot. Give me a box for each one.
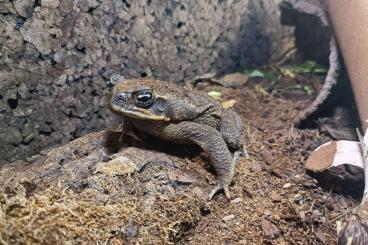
[0,76,357,244]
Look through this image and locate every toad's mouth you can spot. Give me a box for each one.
[110,104,170,121]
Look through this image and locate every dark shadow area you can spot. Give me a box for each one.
[104,130,201,160]
[307,165,364,200]
[103,131,125,155]
[298,65,360,129]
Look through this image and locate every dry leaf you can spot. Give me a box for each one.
[222,99,237,109]
[254,85,268,95]
[207,91,222,98]
[219,72,249,87]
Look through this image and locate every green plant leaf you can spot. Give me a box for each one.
[263,71,280,81]
[303,85,314,95]
[292,60,327,74]
[313,65,328,74]
[207,91,222,98]
[249,69,265,78]
[297,61,316,73]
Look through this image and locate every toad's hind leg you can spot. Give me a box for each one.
[161,121,235,199]
[208,150,242,199]
[220,110,248,157]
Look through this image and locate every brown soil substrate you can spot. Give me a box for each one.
[0,75,358,244]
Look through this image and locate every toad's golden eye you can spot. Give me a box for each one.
[135,90,154,108]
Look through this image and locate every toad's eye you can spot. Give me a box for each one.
[135,90,154,108]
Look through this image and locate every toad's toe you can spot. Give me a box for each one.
[209,183,231,200]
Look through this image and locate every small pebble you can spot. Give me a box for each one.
[249,161,263,172]
[294,193,302,201]
[230,197,243,204]
[263,210,271,217]
[283,183,292,189]
[272,214,280,221]
[124,223,138,240]
[223,214,236,222]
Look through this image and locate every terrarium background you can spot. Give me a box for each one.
[0,0,326,163]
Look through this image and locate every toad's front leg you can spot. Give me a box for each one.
[116,119,144,143]
[162,121,235,199]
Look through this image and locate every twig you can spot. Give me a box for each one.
[330,210,350,222]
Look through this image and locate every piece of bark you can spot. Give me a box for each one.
[305,140,365,198]
[270,191,282,202]
[280,0,341,127]
[261,219,280,239]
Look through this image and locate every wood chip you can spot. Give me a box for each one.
[270,191,282,202]
[315,229,327,244]
[261,219,280,239]
[167,170,197,184]
[262,149,273,165]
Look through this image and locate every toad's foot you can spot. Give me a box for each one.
[209,182,231,199]
[125,130,143,141]
[208,150,243,200]
[241,145,249,158]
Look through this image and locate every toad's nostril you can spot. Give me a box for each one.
[116,92,127,101]
[115,92,130,105]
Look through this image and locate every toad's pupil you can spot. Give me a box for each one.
[137,92,152,103]
[135,91,154,108]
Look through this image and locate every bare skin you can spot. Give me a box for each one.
[109,76,247,199]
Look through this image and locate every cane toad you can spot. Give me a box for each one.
[109,76,247,199]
